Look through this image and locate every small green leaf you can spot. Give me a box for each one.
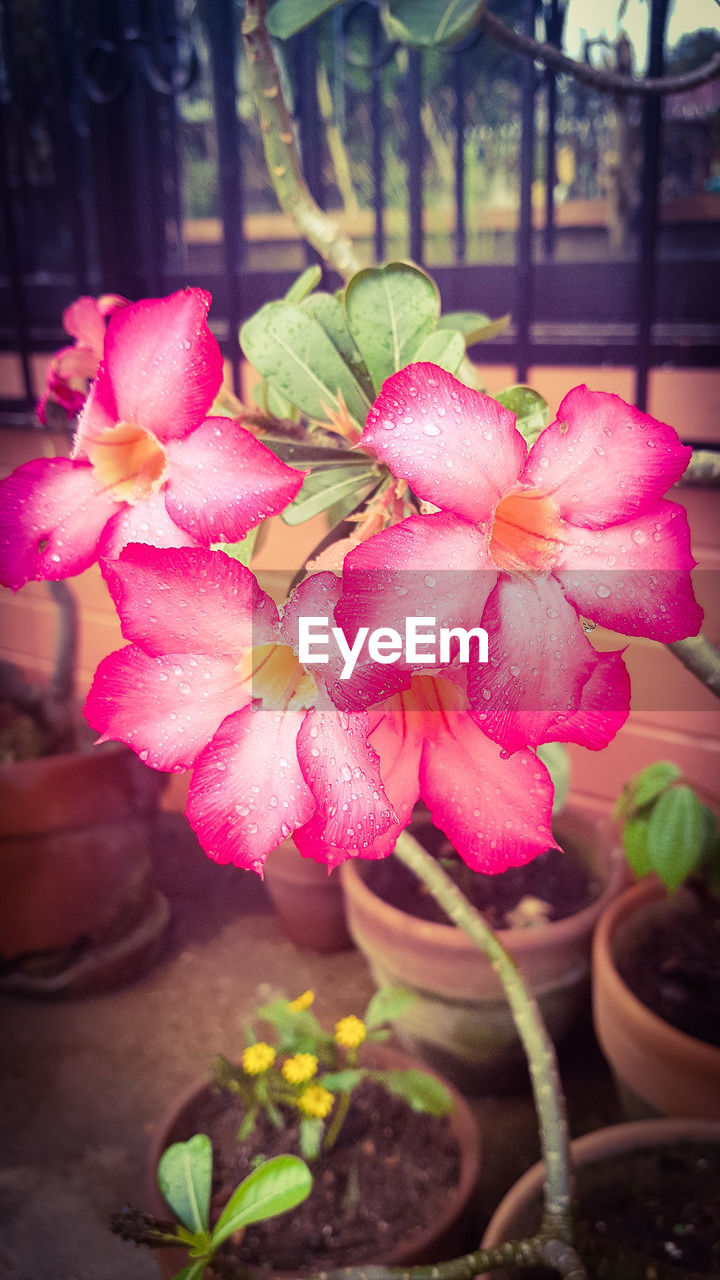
[301,293,375,401]
[212,526,259,568]
[210,1156,313,1249]
[379,1069,453,1116]
[299,1117,325,1160]
[281,466,377,526]
[157,1135,212,1235]
[536,743,570,815]
[631,762,682,813]
[172,1261,209,1280]
[317,1069,365,1092]
[622,816,653,878]
[344,263,440,392]
[238,1106,259,1142]
[411,329,465,375]
[261,437,370,470]
[495,386,550,446]
[438,311,511,345]
[647,785,706,891]
[383,0,484,47]
[267,0,341,39]
[285,264,323,304]
[364,985,416,1030]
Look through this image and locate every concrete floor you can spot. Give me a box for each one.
[0,813,622,1280]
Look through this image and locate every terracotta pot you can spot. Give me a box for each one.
[146,1044,481,1278]
[341,807,626,1092]
[481,1117,720,1277]
[0,739,168,994]
[592,876,720,1119]
[264,838,353,952]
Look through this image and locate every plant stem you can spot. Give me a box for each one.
[241,1,361,279]
[323,1088,351,1151]
[392,828,574,1236]
[679,449,720,487]
[666,634,720,700]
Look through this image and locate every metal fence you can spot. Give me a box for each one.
[1,0,718,428]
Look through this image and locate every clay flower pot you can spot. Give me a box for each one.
[263,838,353,952]
[0,739,169,995]
[145,1044,480,1278]
[592,876,720,1119]
[341,807,626,1092]
[481,1117,720,1278]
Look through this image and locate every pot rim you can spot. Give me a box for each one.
[341,806,625,956]
[145,1043,480,1275]
[592,875,720,1067]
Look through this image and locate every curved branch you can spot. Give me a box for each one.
[479,7,720,96]
[666,634,720,699]
[679,449,720,487]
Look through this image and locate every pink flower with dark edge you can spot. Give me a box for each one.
[36,293,127,424]
[336,363,702,752]
[84,545,397,875]
[0,290,304,590]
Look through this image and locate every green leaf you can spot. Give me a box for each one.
[622,816,653,878]
[700,805,720,895]
[284,264,323,304]
[647,785,706,891]
[238,1105,259,1143]
[301,293,376,401]
[157,1135,212,1235]
[383,0,484,47]
[299,1117,325,1160]
[438,311,511,345]
[210,1156,313,1249]
[172,1262,209,1280]
[344,263,440,392]
[267,0,341,39]
[631,762,682,813]
[495,386,550,446]
[317,1069,365,1092]
[411,329,465,375]
[379,1069,453,1116]
[536,743,569,815]
[261,437,370,470]
[364,985,416,1030]
[281,466,377,526]
[241,301,371,429]
[212,526,259,568]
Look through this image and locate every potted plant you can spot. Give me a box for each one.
[592,763,720,1119]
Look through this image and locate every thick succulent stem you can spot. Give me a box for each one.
[666,634,720,699]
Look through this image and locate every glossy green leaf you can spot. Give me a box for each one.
[281,466,377,526]
[267,0,341,38]
[261,437,371,470]
[438,311,511,345]
[631,762,682,813]
[241,302,371,429]
[379,1069,453,1116]
[364,985,416,1030]
[536,743,570,815]
[495,386,550,446]
[383,0,483,47]
[344,263,440,392]
[647,785,706,891]
[284,264,323,304]
[210,1156,312,1249]
[622,816,653,878]
[157,1135,212,1235]
[299,1117,324,1161]
[411,329,465,375]
[212,526,259,568]
[301,293,375,401]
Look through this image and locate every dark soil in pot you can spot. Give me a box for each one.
[501,1140,720,1278]
[165,1079,463,1273]
[364,816,601,930]
[614,887,720,1049]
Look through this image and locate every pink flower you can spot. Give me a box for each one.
[0,290,303,590]
[37,293,127,424]
[84,545,397,874]
[337,364,702,752]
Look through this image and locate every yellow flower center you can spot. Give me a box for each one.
[334,1015,367,1050]
[238,643,318,712]
[85,420,168,504]
[298,1084,335,1119]
[242,1042,276,1076]
[489,489,562,573]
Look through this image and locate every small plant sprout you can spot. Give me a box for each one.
[112,1134,311,1280]
[212,985,454,1160]
[615,762,720,894]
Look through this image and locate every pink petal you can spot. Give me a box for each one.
[186,706,315,872]
[0,457,119,588]
[53,343,100,385]
[361,363,526,523]
[522,386,691,529]
[72,365,120,460]
[468,575,596,752]
[548,650,630,749]
[101,544,278,657]
[103,289,223,442]
[62,296,106,353]
[98,491,197,558]
[296,707,395,849]
[420,721,557,872]
[164,418,303,544]
[553,499,703,641]
[85,646,245,771]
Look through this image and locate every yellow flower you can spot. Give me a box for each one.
[334,1015,366,1050]
[242,1042,276,1076]
[288,990,315,1012]
[282,1053,318,1085]
[298,1084,334,1119]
